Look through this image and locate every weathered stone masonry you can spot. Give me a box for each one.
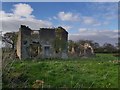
[16,25,68,59]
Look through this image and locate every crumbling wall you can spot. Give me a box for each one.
[21,25,31,59]
[16,28,22,59]
[17,25,32,59]
[55,27,68,58]
[39,28,56,58]
[17,25,68,59]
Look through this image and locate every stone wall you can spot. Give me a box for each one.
[16,28,22,59]
[16,25,68,59]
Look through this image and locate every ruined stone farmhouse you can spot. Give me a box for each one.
[16,25,68,59]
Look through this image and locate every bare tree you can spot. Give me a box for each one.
[2,32,18,50]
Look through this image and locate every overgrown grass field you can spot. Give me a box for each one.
[3,54,119,88]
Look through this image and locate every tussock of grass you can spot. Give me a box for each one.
[2,54,119,88]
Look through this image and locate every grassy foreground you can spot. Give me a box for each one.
[3,54,119,88]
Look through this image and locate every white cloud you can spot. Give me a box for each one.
[1,3,52,34]
[83,17,94,24]
[58,11,80,21]
[78,28,87,32]
[1,16,52,33]
[53,16,57,20]
[13,3,34,18]
[57,11,102,26]
[90,3,118,20]
[82,16,101,26]
[69,28,118,45]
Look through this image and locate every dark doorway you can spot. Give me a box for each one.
[29,44,38,57]
[44,46,50,57]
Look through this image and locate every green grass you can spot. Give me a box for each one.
[2,54,119,88]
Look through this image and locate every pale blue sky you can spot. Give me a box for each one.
[1,2,118,45]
